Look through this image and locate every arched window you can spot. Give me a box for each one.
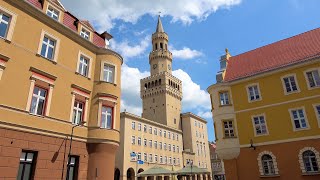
[155,43,158,50]
[148,82,150,88]
[261,155,275,175]
[155,80,158,86]
[151,81,154,88]
[299,147,320,173]
[257,151,279,176]
[160,43,163,49]
[159,79,162,85]
[303,150,319,172]
[144,83,147,90]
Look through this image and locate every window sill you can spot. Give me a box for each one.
[223,136,238,139]
[260,174,280,178]
[36,53,57,64]
[97,80,117,86]
[302,172,320,176]
[219,104,232,107]
[308,86,320,90]
[284,90,300,96]
[249,99,262,103]
[29,112,45,118]
[75,72,91,80]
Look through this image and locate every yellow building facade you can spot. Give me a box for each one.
[208,28,320,179]
[0,0,122,179]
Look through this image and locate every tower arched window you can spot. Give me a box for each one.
[151,81,154,88]
[155,80,158,86]
[160,43,163,49]
[144,83,147,90]
[148,82,150,88]
[159,79,162,85]
[155,43,158,50]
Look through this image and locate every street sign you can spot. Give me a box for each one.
[137,160,144,164]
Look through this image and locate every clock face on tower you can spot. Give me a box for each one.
[168,64,171,70]
[153,64,157,69]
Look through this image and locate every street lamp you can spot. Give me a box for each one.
[66,121,85,180]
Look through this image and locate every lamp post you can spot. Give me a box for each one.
[66,121,85,180]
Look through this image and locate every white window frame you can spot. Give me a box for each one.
[131,136,135,145]
[257,151,279,176]
[281,74,300,95]
[100,61,117,84]
[149,140,152,148]
[72,100,84,125]
[251,114,269,136]
[223,120,236,138]
[30,86,47,116]
[132,122,135,130]
[80,27,90,40]
[100,106,113,129]
[313,104,320,128]
[289,107,310,131]
[46,5,60,21]
[0,6,17,41]
[246,83,262,102]
[219,91,230,106]
[138,123,141,131]
[138,137,141,146]
[304,68,320,90]
[298,147,320,174]
[144,139,147,147]
[37,30,60,62]
[77,51,92,78]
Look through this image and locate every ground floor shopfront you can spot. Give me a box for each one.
[0,128,118,180]
[223,138,320,180]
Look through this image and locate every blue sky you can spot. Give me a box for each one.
[61,0,320,141]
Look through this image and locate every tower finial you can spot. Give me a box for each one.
[156,14,164,33]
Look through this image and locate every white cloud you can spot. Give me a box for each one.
[171,47,203,60]
[110,36,150,59]
[197,111,212,119]
[60,0,241,31]
[120,64,211,116]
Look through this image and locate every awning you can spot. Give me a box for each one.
[175,166,210,175]
[137,166,175,177]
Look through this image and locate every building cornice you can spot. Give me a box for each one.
[181,112,207,123]
[7,0,123,64]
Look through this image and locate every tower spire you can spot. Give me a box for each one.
[156,15,164,33]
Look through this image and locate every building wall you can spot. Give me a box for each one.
[0,0,123,179]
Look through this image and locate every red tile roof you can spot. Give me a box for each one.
[224,28,320,82]
[27,0,106,48]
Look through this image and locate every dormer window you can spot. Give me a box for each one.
[80,28,90,40]
[46,6,59,21]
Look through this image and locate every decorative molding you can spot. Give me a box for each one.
[257,151,280,176]
[298,147,320,173]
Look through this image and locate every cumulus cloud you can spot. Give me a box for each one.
[110,36,150,59]
[120,64,211,116]
[171,47,203,60]
[60,0,241,31]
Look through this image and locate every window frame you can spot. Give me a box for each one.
[281,74,300,95]
[298,147,320,174]
[257,151,279,176]
[131,136,135,145]
[37,30,60,62]
[304,68,320,90]
[246,83,262,102]
[17,150,37,180]
[100,105,114,129]
[72,99,85,125]
[29,85,48,116]
[80,27,91,40]
[100,62,116,84]
[77,52,92,78]
[66,155,79,180]
[251,114,269,137]
[222,119,237,138]
[46,5,60,21]
[218,91,231,106]
[0,6,17,41]
[288,107,310,131]
[313,104,320,128]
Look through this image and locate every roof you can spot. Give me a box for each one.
[224,28,320,82]
[175,166,210,175]
[156,15,164,33]
[26,0,107,48]
[137,166,174,177]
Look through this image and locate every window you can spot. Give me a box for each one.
[100,106,113,129]
[315,105,320,125]
[160,156,163,163]
[40,36,56,60]
[159,142,162,150]
[168,144,171,151]
[132,122,135,130]
[137,153,141,160]
[144,153,147,162]
[164,143,167,150]
[154,141,157,149]
[173,145,175,152]
[17,151,37,180]
[149,154,153,162]
[144,125,147,132]
[173,158,176,165]
[138,123,141,131]
[149,140,152,148]
[46,6,59,20]
[0,12,10,38]
[174,118,176,124]
[169,157,172,164]
[219,91,230,105]
[72,100,84,125]
[144,139,147,146]
[159,129,162,136]
[306,69,320,88]
[282,75,299,93]
[177,146,179,153]
[67,156,79,180]
[30,86,47,115]
[173,134,175,140]
[164,130,166,138]
[164,156,167,164]
[80,28,90,40]
[78,56,89,77]
[154,128,157,135]
[149,127,152,134]
[223,120,235,138]
[261,155,275,175]
[247,84,261,101]
[155,155,158,162]
[252,115,268,136]
[168,132,171,139]
[290,108,308,130]
[194,121,197,126]
[103,64,115,83]
[303,150,319,172]
[138,137,141,146]
[176,134,179,141]
[131,136,135,145]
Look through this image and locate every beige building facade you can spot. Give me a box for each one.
[0,0,122,179]
[115,16,211,180]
